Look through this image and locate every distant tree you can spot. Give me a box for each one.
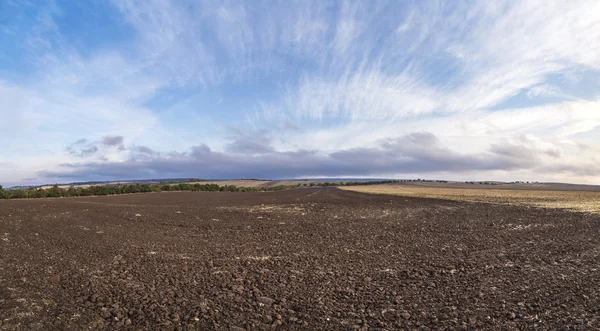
[130,184,142,193]
[9,190,26,199]
[66,186,78,197]
[79,188,92,196]
[29,188,47,199]
[223,185,237,192]
[90,185,109,196]
[105,186,119,195]
[178,183,193,191]
[47,185,63,198]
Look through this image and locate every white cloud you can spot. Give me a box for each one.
[287,70,440,120]
[440,0,600,109]
[526,84,561,98]
[262,99,600,180]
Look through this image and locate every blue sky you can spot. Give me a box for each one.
[1,0,599,186]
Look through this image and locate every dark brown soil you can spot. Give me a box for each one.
[1,188,599,330]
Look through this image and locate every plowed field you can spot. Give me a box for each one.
[1,188,599,330]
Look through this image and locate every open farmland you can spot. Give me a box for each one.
[1,188,600,329]
[341,184,600,214]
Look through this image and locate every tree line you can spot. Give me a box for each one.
[0,183,289,200]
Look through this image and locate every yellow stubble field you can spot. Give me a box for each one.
[340,184,600,213]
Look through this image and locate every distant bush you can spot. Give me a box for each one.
[0,185,7,199]
[29,188,48,198]
[47,185,63,198]
[9,190,27,199]
[268,185,287,191]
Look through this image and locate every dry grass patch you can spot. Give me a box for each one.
[341,184,600,213]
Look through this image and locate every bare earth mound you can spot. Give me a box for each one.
[1,188,599,329]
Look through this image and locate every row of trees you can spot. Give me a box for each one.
[0,183,289,200]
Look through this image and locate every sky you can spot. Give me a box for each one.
[1,0,599,187]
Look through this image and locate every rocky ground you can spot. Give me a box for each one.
[1,188,599,330]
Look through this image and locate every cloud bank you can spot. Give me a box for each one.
[41,132,599,183]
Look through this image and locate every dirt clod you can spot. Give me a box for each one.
[258,297,275,306]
